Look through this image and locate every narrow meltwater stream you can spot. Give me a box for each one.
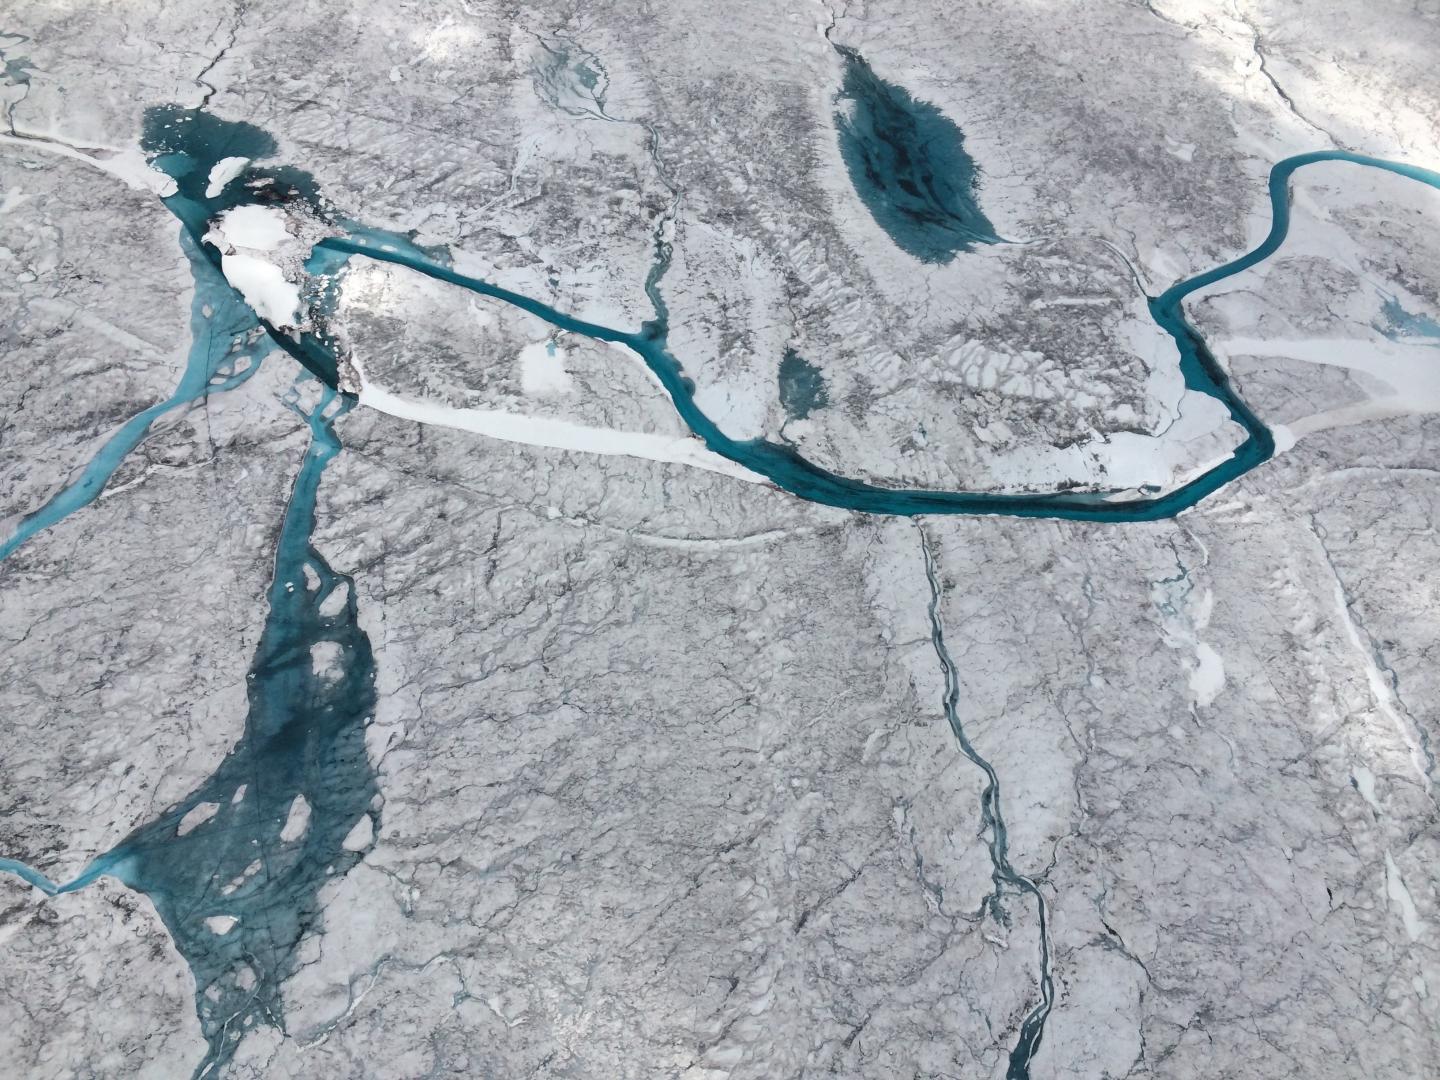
[920,527,1054,1078]
[530,32,681,323]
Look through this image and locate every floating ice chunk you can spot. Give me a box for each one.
[205,915,239,935]
[342,813,374,852]
[209,204,291,250]
[215,251,301,327]
[177,802,220,837]
[221,859,263,896]
[200,206,317,328]
[280,795,312,843]
[318,582,349,618]
[311,640,344,681]
[205,156,251,198]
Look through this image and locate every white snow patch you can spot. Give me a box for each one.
[1154,576,1226,709]
[692,381,769,442]
[177,802,220,837]
[1089,390,1235,490]
[0,133,177,196]
[355,364,767,486]
[1384,852,1426,941]
[1189,642,1226,707]
[205,915,239,936]
[280,794,312,843]
[1352,766,1383,815]
[205,156,251,198]
[518,340,573,396]
[0,188,30,215]
[1221,335,1440,441]
[1322,561,1433,791]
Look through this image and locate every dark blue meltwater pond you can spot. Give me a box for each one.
[99,386,380,1077]
[833,46,1001,262]
[778,348,829,419]
[13,388,381,1079]
[1377,295,1440,343]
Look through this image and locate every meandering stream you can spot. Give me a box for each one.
[2,52,1439,1078]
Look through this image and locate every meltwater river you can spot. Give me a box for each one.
[3,50,1439,1079]
[311,148,1440,524]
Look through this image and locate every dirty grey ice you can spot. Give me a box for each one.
[2,0,1439,1077]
